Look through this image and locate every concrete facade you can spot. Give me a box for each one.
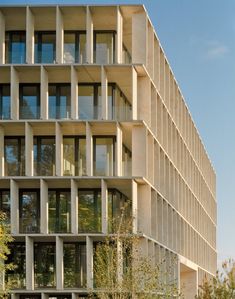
[0,5,216,299]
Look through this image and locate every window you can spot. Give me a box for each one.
[0,84,10,119]
[122,144,132,176]
[0,190,10,224]
[48,189,71,233]
[48,84,71,119]
[94,31,115,64]
[4,137,25,176]
[93,136,115,176]
[122,44,132,64]
[5,31,26,64]
[114,86,132,121]
[19,84,40,119]
[35,32,56,63]
[6,243,26,289]
[64,31,86,63]
[19,189,40,233]
[34,243,56,288]
[63,243,86,288]
[78,189,101,233]
[20,296,41,299]
[63,137,86,176]
[34,137,55,176]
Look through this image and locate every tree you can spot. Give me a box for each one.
[91,207,180,298]
[0,212,14,299]
[196,259,235,299]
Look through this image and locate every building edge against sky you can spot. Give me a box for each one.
[0,4,216,299]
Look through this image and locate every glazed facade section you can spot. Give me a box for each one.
[0,5,216,299]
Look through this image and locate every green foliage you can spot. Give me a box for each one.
[196,260,235,299]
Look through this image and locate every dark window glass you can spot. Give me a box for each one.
[0,190,10,224]
[34,137,55,176]
[78,190,101,233]
[0,84,10,119]
[93,137,115,176]
[19,190,40,233]
[35,32,56,63]
[20,296,41,299]
[4,137,25,176]
[63,243,86,288]
[63,137,86,176]
[94,32,115,64]
[6,243,26,289]
[34,243,56,288]
[5,31,26,64]
[78,85,101,120]
[48,84,71,119]
[19,84,40,119]
[49,296,71,299]
[48,190,71,233]
[64,31,86,63]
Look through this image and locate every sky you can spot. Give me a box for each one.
[1,0,235,266]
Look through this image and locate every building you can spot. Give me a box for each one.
[0,4,217,299]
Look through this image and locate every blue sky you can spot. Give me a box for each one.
[1,0,235,265]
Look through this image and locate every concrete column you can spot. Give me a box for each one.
[25,122,33,176]
[86,122,93,176]
[116,7,123,64]
[131,67,137,120]
[101,179,108,234]
[116,124,122,176]
[101,66,108,120]
[71,179,78,234]
[86,236,93,289]
[56,236,63,290]
[0,11,5,64]
[11,66,19,120]
[10,179,19,234]
[138,76,151,126]
[71,66,78,120]
[56,122,63,176]
[86,6,93,64]
[26,236,34,290]
[138,184,151,235]
[0,126,4,176]
[41,294,49,299]
[132,12,147,65]
[40,179,48,234]
[132,125,147,177]
[26,7,34,64]
[56,6,64,64]
[132,180,138,234]
[147,23,154,78]
[40,66,48,119]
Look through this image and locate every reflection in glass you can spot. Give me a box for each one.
[35,32,56,63]
[19,84,40,119]
[63,243,86,288]
[48,190,71,233]
[114,87,132,121]
[94,32,115,64]
[64,31,86,63]
[78,190,101,233]
[5,31,26,64]
[19,190,40,233]
[4,137,25,176]
[0,190,10,224]
[0,84,10,119]
[63,137,86,176]
[122,144,132,176]
[34,137,55,176]
[93,137,115,176]
[34,243,56,288]
[6,243,26,289]
[49,84,71,119]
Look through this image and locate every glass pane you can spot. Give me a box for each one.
[48,85,57,119]
[122,145,132,176]
[78,138,86,176]
[94,137,114,176]
[4,138,25,176]
[59,85,71,119]
[108,85,113,120]
[79,34,86,63]
[19,191,40,233]
[64,33,76,63]
[95,33,114,64]
[78,85,94,119]
[0,190,10,224]
[48,190,71,233]
[78,190,101,232]
[34,243,56,288]
[63,138,75,176]
[6,243,26,289]
[6,32,26,64]
[63,243,86,288]
[34,138,55,176]
[0,85,10,119]
[35,32,56,63]
[20,85,39,119]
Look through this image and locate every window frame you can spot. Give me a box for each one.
[0,84,10,120]
[94,30,116,64]
[34,31,56,64]
[5,31,26,64]
[19,83,40,119]
[64,30,86,63]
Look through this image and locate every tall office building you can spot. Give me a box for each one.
[0,4,216,299]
